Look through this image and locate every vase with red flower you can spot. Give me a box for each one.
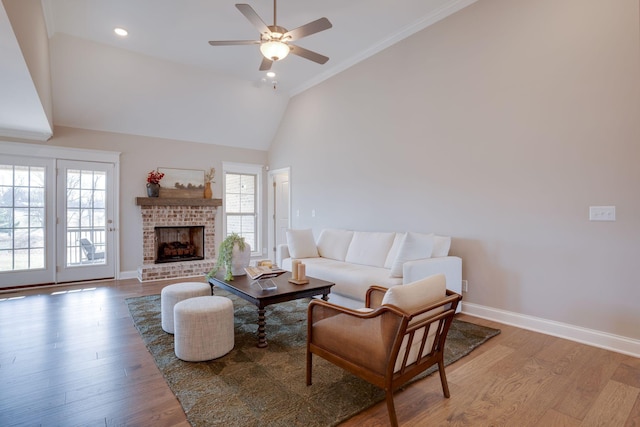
[146,170,164,197]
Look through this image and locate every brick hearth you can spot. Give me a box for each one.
[135,197,222,281]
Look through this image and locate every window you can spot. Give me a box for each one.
[0,164,46,272]
[223,162,262,256]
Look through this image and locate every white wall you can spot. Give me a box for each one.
[269,0,640,342]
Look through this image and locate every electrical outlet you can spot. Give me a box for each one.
[462,280,468,292]
[589,206,616,221]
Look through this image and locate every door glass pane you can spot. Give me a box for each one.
[0,164,46,272]
[66,169,107,266]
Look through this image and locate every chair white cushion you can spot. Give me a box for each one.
[286,229,319,259]
[382,273,446,313]
[390,232,435,277]
[345,231,395,268]
[316,229,354,261]
[381,273,447,372]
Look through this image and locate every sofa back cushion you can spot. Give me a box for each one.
[286,229,319,259]
[345,231,395,268]
[316,229,353,261]
[384,233,405,269]
[432,235,452,257]
[390,232,435,277]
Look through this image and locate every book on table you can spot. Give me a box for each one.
[244,266,286,280]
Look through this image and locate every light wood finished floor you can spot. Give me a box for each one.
[0,278,638,426]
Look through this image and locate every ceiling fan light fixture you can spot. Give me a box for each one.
[260,40,290,61]
[113,27,128,37]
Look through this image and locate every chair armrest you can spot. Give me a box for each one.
[365,285,388,309]
[276,244,290,267]
[308,297,406,322]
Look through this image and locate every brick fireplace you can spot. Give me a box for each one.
[135,197,222,281]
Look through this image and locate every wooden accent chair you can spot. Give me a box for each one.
[306,273,462,427]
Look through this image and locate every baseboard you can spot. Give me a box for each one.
[461,302,640,358]
[118,270,139,280]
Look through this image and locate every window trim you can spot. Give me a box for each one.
[222,162,263,257]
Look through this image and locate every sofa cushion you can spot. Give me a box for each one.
[316,229,354,261]
[390,232,435,277]
[286,229,318,259]
[285,257,402,302]
[384,233,405,269]
[432,235,452,257]
[345,231,395,268]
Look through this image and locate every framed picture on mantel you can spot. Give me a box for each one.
[158,167,204,198]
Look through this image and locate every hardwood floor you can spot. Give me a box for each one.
[1,278,638,426]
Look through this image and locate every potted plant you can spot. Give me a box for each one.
[146,169,164,197]
[206,232,251,281]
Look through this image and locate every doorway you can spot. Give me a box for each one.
[267,168,290,263]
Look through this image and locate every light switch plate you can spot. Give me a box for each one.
[589,206,616,221]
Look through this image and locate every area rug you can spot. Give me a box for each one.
[126,292,500,427]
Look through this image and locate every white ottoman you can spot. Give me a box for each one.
[174,296,235,362]
[160,282,211,333]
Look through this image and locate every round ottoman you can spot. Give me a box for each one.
[174,296,235,362]
[160,282,211,333]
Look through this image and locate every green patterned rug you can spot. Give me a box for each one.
[126,292,499,427]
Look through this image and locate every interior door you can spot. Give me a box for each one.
[268,168,290,262]
[56,160,116,283]
[0,156,56,288]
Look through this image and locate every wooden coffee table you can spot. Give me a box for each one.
[207,272,334,348]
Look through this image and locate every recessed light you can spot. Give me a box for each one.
[114,27,128,37]
[266,71,276,78]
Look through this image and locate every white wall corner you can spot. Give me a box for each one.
[461,302,640,358]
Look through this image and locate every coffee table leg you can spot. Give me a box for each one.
[257,308,268,348]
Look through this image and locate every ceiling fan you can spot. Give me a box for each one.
[208,1,332,71]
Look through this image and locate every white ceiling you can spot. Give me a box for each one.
[2,0,476,149]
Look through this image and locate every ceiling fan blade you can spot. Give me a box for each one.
[236,4,270,35]
[289,45,329,65]
[284,17,332,41]
[208,40,260,46]
[259,57,273,71]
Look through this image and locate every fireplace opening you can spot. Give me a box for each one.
[155,226,205,263]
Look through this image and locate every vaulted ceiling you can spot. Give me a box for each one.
[2,0,476,150]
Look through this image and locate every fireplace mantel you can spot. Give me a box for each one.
[135,197,222,207]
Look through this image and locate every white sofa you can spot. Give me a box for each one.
[276,229,462,310]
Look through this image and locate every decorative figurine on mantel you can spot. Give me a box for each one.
[146,169,164,197]
[204,167,215,199]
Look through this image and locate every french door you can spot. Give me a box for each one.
[0,156,55,287]
[56,160,116,283]
[0,149,117,288]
